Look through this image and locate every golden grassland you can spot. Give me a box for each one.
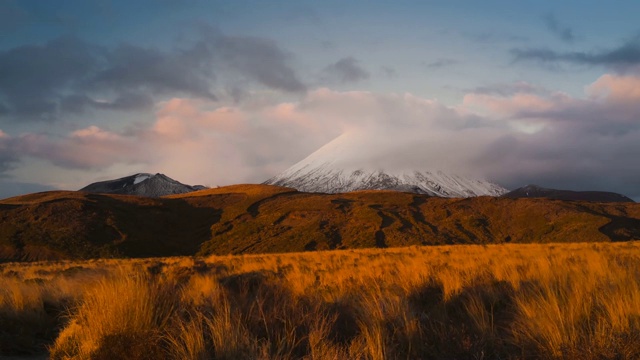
[1,242,639,359]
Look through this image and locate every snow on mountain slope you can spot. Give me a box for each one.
[80,173,207,197]
[265,132,507,197]
[133,174,151,185]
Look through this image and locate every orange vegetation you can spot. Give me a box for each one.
[2,185,640,262]
[1,241,639,359]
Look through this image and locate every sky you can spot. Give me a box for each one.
[1,0,640,199]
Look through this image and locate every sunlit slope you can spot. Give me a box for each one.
[197,188,640,255]
[1,184,640,261]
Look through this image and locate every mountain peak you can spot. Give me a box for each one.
[265,132,507,197]
[80,173,206,197]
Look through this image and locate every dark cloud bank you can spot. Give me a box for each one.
[512,36,640,71]
[0,31,306,121]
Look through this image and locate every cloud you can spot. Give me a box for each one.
[511,36,640,70]
[0,89,495,187]
[59,93,155,114]
[586,74,640,103]
[469,81,545,97]
[425,58,458,68]
[0,36,98,120]
[213,35,307,92]
[463,81,572,120]
[479,129,640,197]
[322,57,370,83]
[5,73,640,199]
[543,13,575,43]
[462,73,640,197]
[12,126,148,170]
[0,30,306,121]
[90,43,218,100]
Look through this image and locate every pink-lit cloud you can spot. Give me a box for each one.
[587,74,640,103]
[3,72,640,198]
[14,126,145,169]
[462,92,562,117]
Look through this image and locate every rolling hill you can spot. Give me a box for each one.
[1,184,640,262]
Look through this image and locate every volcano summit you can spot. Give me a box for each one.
[80,173,206,197]
[265,132,507,197]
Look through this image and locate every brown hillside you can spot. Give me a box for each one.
[1,185,640,261]
[0,191,221,261]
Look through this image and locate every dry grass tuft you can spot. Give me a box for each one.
[49,268,176,359]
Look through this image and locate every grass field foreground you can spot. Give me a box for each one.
[1,242,639,359]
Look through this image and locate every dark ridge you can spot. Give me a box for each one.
[502,184,634,203]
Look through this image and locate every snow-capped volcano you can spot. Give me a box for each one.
[265,132,507,197]
[80,173,206,197]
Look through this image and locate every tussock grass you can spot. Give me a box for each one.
[50,268,176,359]
[1,242,639,359]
